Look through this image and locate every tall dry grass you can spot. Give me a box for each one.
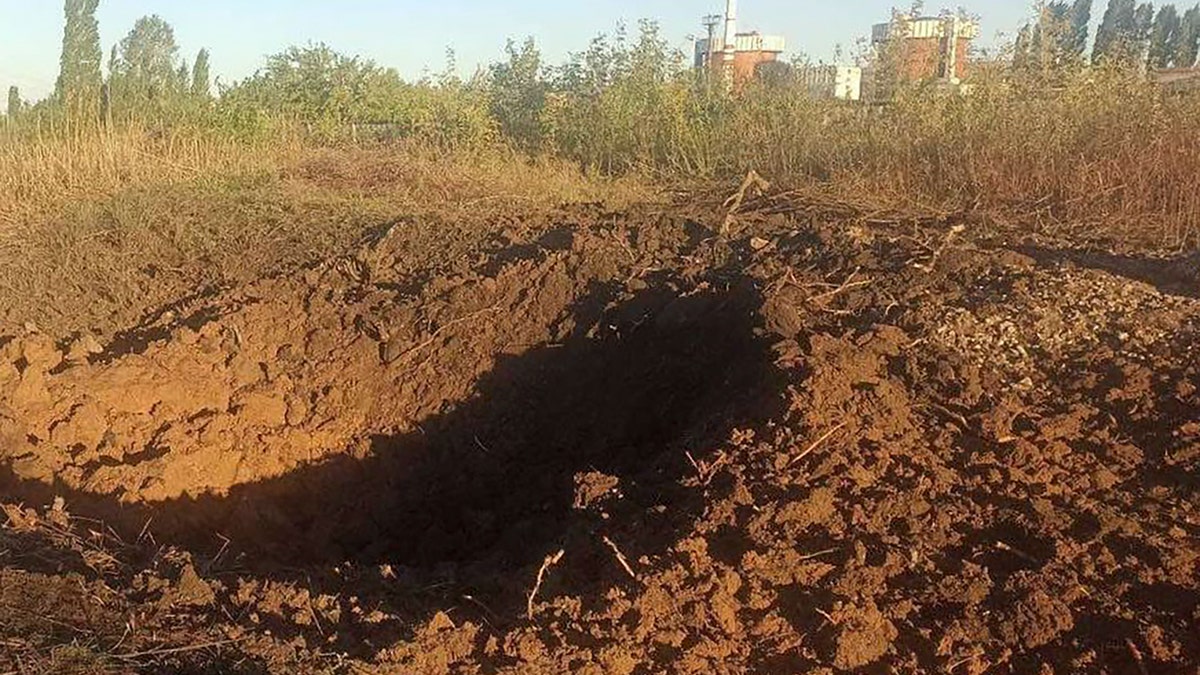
[0,126,298,224]
[0,126,652,337]
[541,64,1200,249]
[2,59,1197,336]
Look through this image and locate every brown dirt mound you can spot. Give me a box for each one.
[2,197,1198,674]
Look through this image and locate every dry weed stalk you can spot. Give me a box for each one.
[788,423,848,467]
[601,536,638,581]
[721,170,770,235]
[526,549,565,620]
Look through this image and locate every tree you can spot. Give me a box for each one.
[1094,0,1138,62]
[57,0,103,125]
[7,86,21,118]
[1066,0,1094,56]
[489,37,545,151]
[1014,2,1087,70]
[1176,5,1200,66]
[1148,5,1182,68]
[755,60,794,88]
[1135,3,1157,41]
[110,15,183,114]
[192,48,211,98]
[1013,23,1034,68]
[223,43,406,127]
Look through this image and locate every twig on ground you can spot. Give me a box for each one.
[602,536,638,581]
[788,423,848,467]
[391,306,501,365]
[722,170,770,235]
[807,269,871,304]
[946,651,983,673]
[684,450,729,486]
[461,594,499,625]
[526,549,565,620]
[914,224,967,273]
[798,548,838,562]
[111,637,250,661]
[203,534,231,575]
[136,517,154,546]
[994,541,1040,565]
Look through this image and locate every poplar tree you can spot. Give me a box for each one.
[57,0,103,125]
[192,48,212,98]
[1148,5,1182,68]
[7,86,21,118]
[1094,0,1138,62]
[109,15,183,119]
[1175,5,1200,66]
[1066,0,1094,56]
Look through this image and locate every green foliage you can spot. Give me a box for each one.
[1094,0,1138,63]
[7,87,21,119]
[544,21,702,174]
[488,38,546,151]
[1066,0,1094,56]
[1135,3,1157,46]
[220,43,495,146]
[1178,6,1200,66]
[1015,0,1093,71]
[223,43,402,132]
[192,49,212,98]
[57,0,103,127]
[1148,5,1183,68]
[108,15,185,122]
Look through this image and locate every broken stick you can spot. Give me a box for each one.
[788,422,848,467]
[526,549,566,620]
[602,535,638,581]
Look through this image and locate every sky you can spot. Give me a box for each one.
[0,1,1035,102]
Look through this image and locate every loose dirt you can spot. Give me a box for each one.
[1,192,1197,674]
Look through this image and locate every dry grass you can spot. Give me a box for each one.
[0,132,654,338]
[544,64,1200,249]
[710,69,1200,250]
[0,127,295,221]
[2,66,1196,337]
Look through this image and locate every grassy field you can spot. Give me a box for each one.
[0,131,651,337]
[2,55,1198,339]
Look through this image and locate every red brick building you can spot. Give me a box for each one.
[693,1,786,85]
[872,14,979,83]
[694,32,787,83]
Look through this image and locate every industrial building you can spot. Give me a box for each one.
[797,65,863,101]
[871,13,979,84]
[694,0,786,84]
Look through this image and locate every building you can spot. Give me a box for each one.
[694,0,786,84]
[797,65,863,101]
[871,13,979,84]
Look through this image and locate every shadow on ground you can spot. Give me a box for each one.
[1016,245,1198,298]
[1,271,788,657]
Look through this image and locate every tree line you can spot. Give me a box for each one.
[8,0,212,127]
[5,0,1199,134]
[1014,0,1200,70]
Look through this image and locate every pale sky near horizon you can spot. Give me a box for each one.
[0,1,1036,101]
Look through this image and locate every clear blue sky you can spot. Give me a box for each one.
[0,1,1034,101]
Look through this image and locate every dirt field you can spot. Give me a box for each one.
[1,188,1198,674]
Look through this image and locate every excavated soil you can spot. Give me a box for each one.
[1,194,1198,674]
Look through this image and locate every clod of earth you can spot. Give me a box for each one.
[2,197,1198,674]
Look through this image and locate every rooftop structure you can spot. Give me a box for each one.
[694,0,786,84]
[872,14,980,84]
